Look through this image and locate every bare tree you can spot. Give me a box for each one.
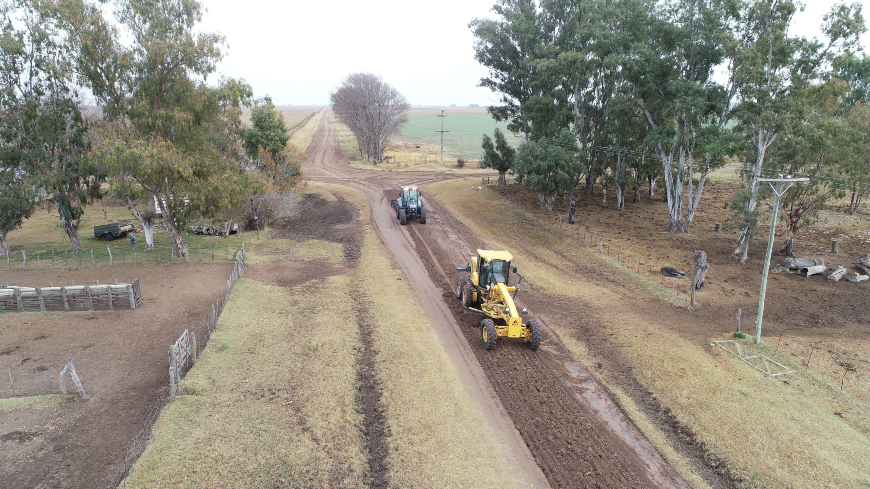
[330,73,409,163]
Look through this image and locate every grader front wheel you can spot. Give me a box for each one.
[526,319,542,351]
[461,285,475,308]
[481,319,497,350]
[455,276,467,299]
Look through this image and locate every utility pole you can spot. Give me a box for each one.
[436,110,448,166]
[755,175,808,344]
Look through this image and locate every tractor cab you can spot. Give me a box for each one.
[400,186,420,207]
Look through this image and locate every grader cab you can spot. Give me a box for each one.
[455,249,541,350]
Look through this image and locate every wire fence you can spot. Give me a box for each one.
[3,242,240,270]
[109,242,247,489]
[2,360,67,398]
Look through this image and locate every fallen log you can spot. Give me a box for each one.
[828,266,847,282]
[785,256,819,269]
[661,266,686,278]
[855,255,870,276]
[801,264,828,277]
[847,273,869,283]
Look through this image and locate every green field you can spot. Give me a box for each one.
[397,112,523,159]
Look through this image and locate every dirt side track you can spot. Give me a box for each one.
[305,112,691,488]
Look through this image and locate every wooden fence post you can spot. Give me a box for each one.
[8,366,15,396]
[37,287,46,312]
[107,286,114,311]
[107,246,113,266]
[127,284,136,309]
[85,286,94,311]
[62,287,69,312]
[21,249,26,269]
[91,248,95,265]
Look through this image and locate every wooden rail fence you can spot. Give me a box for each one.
[0,278,142,313]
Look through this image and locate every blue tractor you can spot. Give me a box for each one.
[390,185,427,225]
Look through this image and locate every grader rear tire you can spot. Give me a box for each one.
[420,208,427,224]
[481,319,497,350]
[526,319,542,351]
[455,276,467,299]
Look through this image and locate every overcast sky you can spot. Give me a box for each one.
[198,0,870,107]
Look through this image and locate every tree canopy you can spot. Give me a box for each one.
[330,73,409,164]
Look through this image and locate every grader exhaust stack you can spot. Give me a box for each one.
[454,249,541,350]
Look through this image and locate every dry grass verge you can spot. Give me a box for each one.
[0,395,70,413]
[123,276,367,488]
[425,178,870,489]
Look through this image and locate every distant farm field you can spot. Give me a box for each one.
[395,107,523,160]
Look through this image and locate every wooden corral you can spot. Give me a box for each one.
[0,278,142,312]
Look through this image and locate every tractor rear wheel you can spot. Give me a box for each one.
[461,285,474,308]
[455,276,467,299]
[481,319,497,350]
[106,234,115,241]
[420,207,427,224]
[399,208,407,225]
[526,319,542,351]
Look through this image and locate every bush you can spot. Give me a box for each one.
[456,158,466,169]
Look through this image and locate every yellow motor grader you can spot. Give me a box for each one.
[455,249,541,350]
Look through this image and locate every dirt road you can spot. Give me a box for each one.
[304,112,690,488]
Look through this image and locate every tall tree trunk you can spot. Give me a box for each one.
[63,220,82,253]
[734,128,774,261]
[601,184,607,203]
[648,175,656,198]
[663,148,685,233]
[584,171,595,197]
[0,230,8,256]
[849,192,861,215]
[155,192,188,258]
[128,197,155,249]
[498,170,507,185]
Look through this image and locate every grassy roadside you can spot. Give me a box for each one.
[424,178,870,489]
[122,182,525,488]
[288,108,324,153]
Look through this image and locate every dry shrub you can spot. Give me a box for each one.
[456,157,466,168]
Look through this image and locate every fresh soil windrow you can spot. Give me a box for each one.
[268,192,389,487]
[354,299,390,488]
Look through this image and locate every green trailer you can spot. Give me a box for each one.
[94,220,134,241]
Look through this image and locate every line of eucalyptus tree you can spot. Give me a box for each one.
[48,0,252,258]
[624,0,742,233]
[729,0,865,261]
[0,0,106,253]
[473,0,867,248]
[330,73,409,164]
